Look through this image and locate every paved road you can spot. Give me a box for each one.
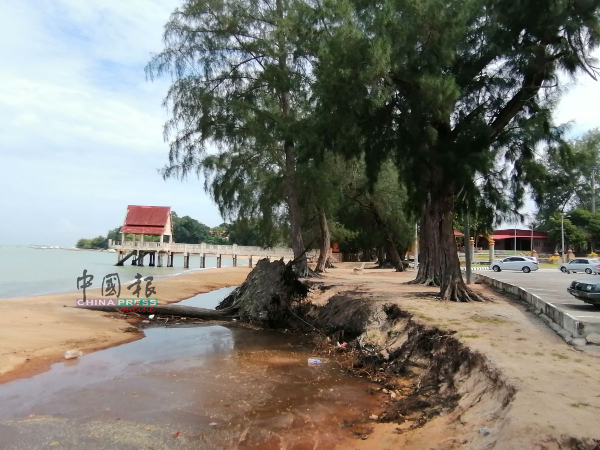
[484,268,600,324]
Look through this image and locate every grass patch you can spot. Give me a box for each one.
[570,403,590,408]
[414,313,435,322]
[470,314,510,325]
[552,352,569,360]
[459,333,480,339]
[534,352,544,356]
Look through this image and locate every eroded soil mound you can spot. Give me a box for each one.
[309,293,516,435]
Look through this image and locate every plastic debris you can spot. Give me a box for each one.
[479,428,491,436]
[63,350,84,360]
[149,314,155,320]
[308,358,322,366]
[173,431,180,438]
[369,414,378,420]
[209,422,218,427]
[340,342,347,348]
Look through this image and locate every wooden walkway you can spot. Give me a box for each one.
[109,241,316,268]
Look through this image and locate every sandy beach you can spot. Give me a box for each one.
[0,266,251,384]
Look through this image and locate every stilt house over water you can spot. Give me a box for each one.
[120,205,174,244]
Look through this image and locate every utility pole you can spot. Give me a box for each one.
[561,213,566,264]
[530,223,534,253]
[514,226,517,256]
[463,210,471,285]
[593,168,596,213]
[592,167,598,253]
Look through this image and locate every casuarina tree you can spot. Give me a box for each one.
[309,0,600,300]
[146,0,312,275]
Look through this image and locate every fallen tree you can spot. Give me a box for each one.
[79,258,309,328]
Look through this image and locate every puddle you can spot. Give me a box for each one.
[0,290,383,449]
[179,286,237,308]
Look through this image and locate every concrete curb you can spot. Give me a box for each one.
[474,273,600,341]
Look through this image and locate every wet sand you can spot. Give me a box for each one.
[0,267,251,384]
[0,305,383,449]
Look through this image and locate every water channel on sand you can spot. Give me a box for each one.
[0,288,383,449]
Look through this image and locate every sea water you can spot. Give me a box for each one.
[0,245,240,299]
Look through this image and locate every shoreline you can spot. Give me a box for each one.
[0,266,251,385]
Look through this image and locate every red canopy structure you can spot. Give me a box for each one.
[492,229,549,240]
[120,205,173,242]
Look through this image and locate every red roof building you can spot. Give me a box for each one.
[120,205,174,242]
[483,228,553,253]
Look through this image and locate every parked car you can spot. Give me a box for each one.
[567,279,600,306]
[490,257,539,273]
[558,258,600,274]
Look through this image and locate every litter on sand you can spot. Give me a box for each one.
[63,350,84,360]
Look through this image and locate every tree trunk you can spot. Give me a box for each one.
[277,0,307,276]
[376,246,385,266]
[412,187,483,301]
[315,208,331,273]
[368,203,404,272]
[284,148,308,275]
[384,237,404,272]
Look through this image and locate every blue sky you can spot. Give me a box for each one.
[0,1,598,245]
[0,0,223,246]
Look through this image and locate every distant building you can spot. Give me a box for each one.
[120,205,174,243]
[476,229,552,253]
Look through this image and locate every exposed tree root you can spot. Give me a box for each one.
[80,258,310,328]
[439,282,486,302]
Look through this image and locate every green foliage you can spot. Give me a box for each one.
[336,158,413,253]
[535,129,600,226]
[309,0,600,220]
[547,215,587,252]
[107,227,122,243]
[171,211,229,245]
[227,218,287,247]
[75,236,108,250]
[146,0,312,261]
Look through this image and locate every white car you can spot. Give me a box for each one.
[558,258,600,275]
[490,257,539,273]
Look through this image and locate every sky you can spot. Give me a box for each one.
[0,0,222,246]
[0,1,598,245]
